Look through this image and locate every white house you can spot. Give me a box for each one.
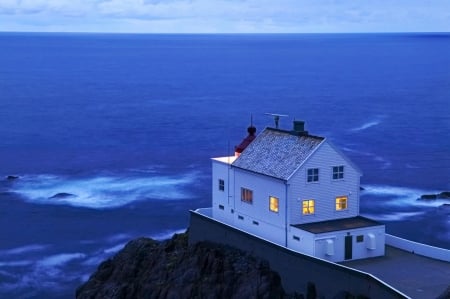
[211,120,385,262]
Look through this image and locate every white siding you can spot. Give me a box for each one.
[288,226,315,255]
[211,160,234,223]
[313,226,385,262]
[288,141,361,225]
[232,168,287,236]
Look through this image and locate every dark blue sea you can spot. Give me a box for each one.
[0,33,449,298]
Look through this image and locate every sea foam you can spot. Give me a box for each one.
[9,171,196,209]
[362,185,445,207]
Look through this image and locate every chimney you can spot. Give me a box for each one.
[235,125,257,156]
[292,120,308,136]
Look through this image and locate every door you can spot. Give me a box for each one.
[344,235,353,260]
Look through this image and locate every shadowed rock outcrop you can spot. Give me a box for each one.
[76,232,288,299]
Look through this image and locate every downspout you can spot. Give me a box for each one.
[227,159,230,206]
[285,182,289,247]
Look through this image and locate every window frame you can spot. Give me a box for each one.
[269,196,279,213]
[335,196,348,211]
[307,168,319,183]
[302,199,315,215]
[332,166,344,180]
[218,179,225,191]
[241,187,253,204]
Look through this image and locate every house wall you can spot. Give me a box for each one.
[212,160,234,224]
[288,141,361,225]
[231,168,287,245]
[313,226,385,262]
[287,226,315,255]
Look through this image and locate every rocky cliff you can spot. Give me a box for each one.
[76,232,293,299]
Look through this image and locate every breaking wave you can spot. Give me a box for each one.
[0,244,50,256]
[362,185,446,207]
[361,211,425,221]
[8,171,197,209]
[350,120,381,132]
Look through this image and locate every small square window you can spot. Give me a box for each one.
[218,179,225,191]
[356,235,364,243]
[241,188,253,204]
[335,196,348,211]
[269,196,279,213]
[307,168,319,182]
[219,204,224,210]
[302,199,315,215]
[333,166,344,180]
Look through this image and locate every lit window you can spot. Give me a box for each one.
[336,196,348,210]
[302,199,315,215]
[241,188,253,204]
[307,168,319,182]
[333,166,344,180]
[269,196,279,213]
[218,179,225,191]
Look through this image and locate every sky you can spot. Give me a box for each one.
[0,0,449,34]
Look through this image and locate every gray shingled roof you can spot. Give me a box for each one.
[232,128,324,180]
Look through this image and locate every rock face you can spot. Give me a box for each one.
[49,192,77,199]
[419,191,450,200]
[76,232,288,299]
[437,286,450,299]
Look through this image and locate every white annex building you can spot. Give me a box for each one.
[211,120,385,262]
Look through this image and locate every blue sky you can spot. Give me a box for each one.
[0,0,449,33]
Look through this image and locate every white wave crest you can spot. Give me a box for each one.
[152,228,187,241]
[38,253,86,268]
[0,252,88,294]
[350,120,381,132]
[362,211,425,221]
[10,171,196,209]
[0,260,34,267]
[0,244,50,256]
[103,243,127,254]
[362,185,446,207]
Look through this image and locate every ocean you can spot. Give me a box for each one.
[0,33,449,298]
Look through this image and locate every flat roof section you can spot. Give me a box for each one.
[292,216,383,234]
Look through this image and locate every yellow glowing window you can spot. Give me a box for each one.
[269,196,279,213]
[336,196,348,210]
[302,200,315,215]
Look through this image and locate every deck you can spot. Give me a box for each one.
[341,246,450,299]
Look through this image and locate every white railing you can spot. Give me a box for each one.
[386,234,450,262]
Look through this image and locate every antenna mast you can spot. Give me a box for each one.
[264,113,288,129]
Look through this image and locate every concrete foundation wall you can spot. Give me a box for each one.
[386,234,450,262]
[190,209,408,299]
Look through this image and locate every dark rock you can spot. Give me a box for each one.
[419,191,450,201]
[6,175,19,180]
[439,192,450,199]
[306,282,317,299]
[420,194,438,200]
[49,192,77,199]
[76,232,379,299]
[76,232,287,299]
[436,286,450,299]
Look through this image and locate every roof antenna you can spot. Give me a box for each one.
[265,113,288,129]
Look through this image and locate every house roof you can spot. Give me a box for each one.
[232,127,324,180]
[292,216,383,234]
